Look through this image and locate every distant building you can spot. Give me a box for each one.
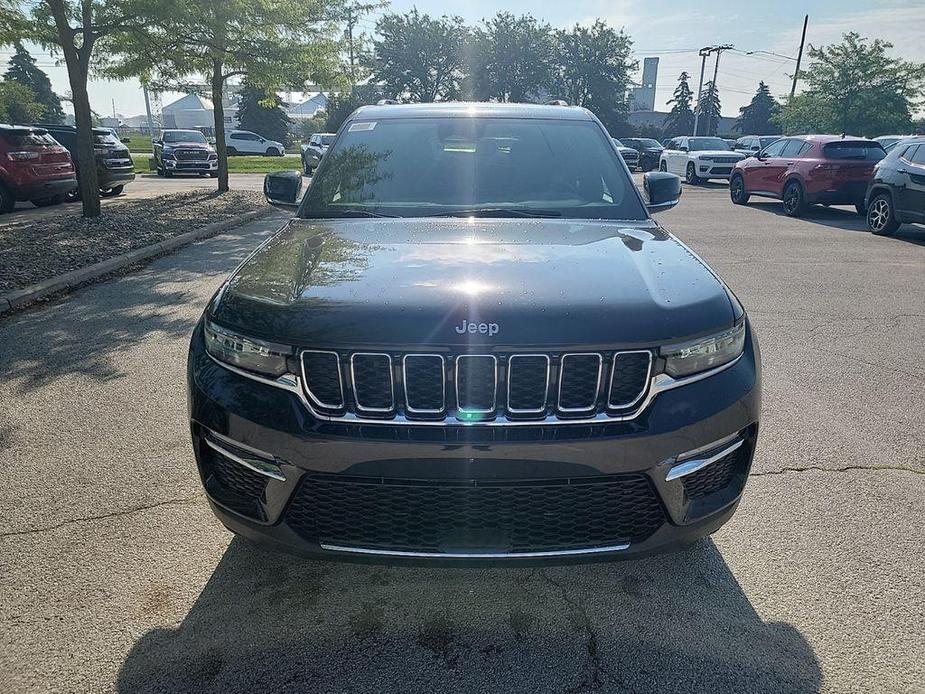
[286,92,328,120]
[160,93,240,134]
[630,58,659,112]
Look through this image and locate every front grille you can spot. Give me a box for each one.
[682,448,743,498]
[711,157,739,164]
[709,166,733,175]
[299,349,653,422]
[285,474,666,554]
[175,149,209,161]
[202,442,269,520]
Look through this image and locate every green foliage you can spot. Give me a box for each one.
[236,83,291,146]
[695,80,721,136]
[324,83,382,132]
[735,81,780,135]
[555,20,636,135]
[4,41,65,123]
[0,79,44,122]
[298,113,329,140]
[373,9,468,102]
[776,32,925,136]
[663,71,694,137]
[466,12,555,102]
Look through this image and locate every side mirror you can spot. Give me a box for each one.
[755,151,766,160]
[263,170,303,210]
[643,172,681,214]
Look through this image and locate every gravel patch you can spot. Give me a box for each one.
[0,190,267,293]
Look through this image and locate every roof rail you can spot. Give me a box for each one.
[376,99,400,105]
[546,99,569,106]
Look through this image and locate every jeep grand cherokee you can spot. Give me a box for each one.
[188,103,761,563]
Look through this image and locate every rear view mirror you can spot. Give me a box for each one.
[263,170,303,209]
[643,172,682,213]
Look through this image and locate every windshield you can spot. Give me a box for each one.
[689,137,731,151]
[163,130,206,143]
[300,117,647,220]
[93,131,121,146]
[823,141,885,161]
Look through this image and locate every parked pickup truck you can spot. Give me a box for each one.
[0,124,77,213]
[300,132,335,175]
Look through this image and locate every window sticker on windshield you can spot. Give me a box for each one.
[349,121,376,132]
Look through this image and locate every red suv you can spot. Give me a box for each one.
[0,124,78,214]
[729,135,885,217]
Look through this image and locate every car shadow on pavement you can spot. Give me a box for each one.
[117,537,821,694]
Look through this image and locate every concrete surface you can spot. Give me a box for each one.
[0,182,923,693]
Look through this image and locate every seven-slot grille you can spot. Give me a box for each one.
[300,349,652,422]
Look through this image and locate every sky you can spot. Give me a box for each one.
[2,0,923,120]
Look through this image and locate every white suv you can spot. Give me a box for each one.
[225,130,285,156]
[659,136,744,184]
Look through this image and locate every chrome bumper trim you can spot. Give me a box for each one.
[665,438,745,481]
[319,542,631,559]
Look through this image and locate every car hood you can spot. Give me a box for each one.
[211,218,736,348]
[164,142,213,150]
[693,150,744,158]
[617,147,637,155]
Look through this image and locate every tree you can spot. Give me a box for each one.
[554,20,636,135]
[663,71,694,137]
[735,81,780,135]
[373,9,468,102]
[776,32,925,136]
[109,0,342,192]
[0,79,44,122]
[323,82,382,132]
[467,12,555,102]
[4,41,65,123]
[236,83,291,146]
[13,0,146,217]
[695,80,721,136]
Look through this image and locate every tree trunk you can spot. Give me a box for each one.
[211,60,229,193]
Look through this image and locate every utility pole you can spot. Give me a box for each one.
[143,84,155,149]
[790,14,809,100]
[342,2,386,92]
[692,47,710,136]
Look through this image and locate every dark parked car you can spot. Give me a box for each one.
[0,124,77,212]
[729,135,885,216]
[35,124,135,199]
[865,137,925,235]
[190,102,760,563]
[611,138,640,171]
[621,137,664,171]
[300,132,335,174]
[733,135,782,157]
[153,129,218,178]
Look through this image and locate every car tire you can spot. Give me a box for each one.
[156,164,164,177]
[266,147,281,156]
[99,185,124,197]
[65,189,80,202]
[164,169,173,178]
[32,195,64,207]
[685,162,701,185]
[659,160,667,172]
[782,181,807,217]
[0,185,16,213]
[867,193,900,236]
[729,174,749,205]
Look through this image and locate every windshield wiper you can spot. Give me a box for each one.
[432,208,562,218]
[309,208,399,219]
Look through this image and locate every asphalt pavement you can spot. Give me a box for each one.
[1,180,923,693]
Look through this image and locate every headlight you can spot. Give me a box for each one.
[204,319,293,377]
[661,322,745,378]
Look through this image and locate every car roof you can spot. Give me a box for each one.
[350,102,594,121]
[0,123,47,133]
[794,134,878,144]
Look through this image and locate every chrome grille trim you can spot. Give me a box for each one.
[350,352,394,413]
[557,353,603,413]
[507,354,550,415]
[320,542,631,559]
[402,354,445,415]
[607,350,653,410]
[455,354,498,415]
[300,350,345,410]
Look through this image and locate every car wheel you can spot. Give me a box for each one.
[32,195,64,207]
[685,162,701,185]
[266,147,281,156]
[867,193,900,236]
[164,169,173,178]
[659,160,667,172]
[729,174,750,205]
[155,165,164,177]
[65,189,80,202]
[0,185,16,213]
[99,185,125,197]
[782,181,807,217]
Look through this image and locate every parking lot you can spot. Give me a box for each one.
[1,177,923,693]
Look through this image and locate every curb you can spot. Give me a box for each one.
[0,206,275,316]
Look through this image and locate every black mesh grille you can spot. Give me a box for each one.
[507,356,549,412]
[302,351,343,408]
[456,356,496,412]
[682,449,742,499]
[352,354,393,411]
[286,474,666,553]
[204,445,269,520]
[608,352,651,408]
[404,355,445,412]
[558,355,601,411]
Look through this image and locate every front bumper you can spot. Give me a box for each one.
[187,320,761,564]
[696,163,736,179]
[164,158,218,173]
